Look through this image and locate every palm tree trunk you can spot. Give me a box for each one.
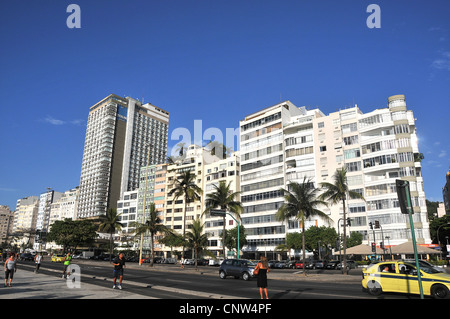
[302,219,307,276]
[182,195,187,260]
[222,215,226,258]
[342,200,347,275]
[109,231,113,262]
[150,232,154,267]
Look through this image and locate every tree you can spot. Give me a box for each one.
[168,170,203,260]
[98,208,123,262]
[185,218,209,270]
[131,202,173,267]
[286,232,303,260]
[224,224,247,258]
[276,178,330,275]
[319,168,365,274]
[303,226,338,259]
[47,218,97,252]
[204,180,243,258]
[159,232,186,258]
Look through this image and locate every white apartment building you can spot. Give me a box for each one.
[203,151,241,257]
[12,196,39,247]
[116,189,139,250]
[48,187,79,225]
[239,95,431,259]
[239,101,310,259]
[163,144,241,258]
[77,94,169,219]
[0,205,13,245]
[36,190,63,233]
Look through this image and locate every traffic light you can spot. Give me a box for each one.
[369,222,373,230]
[347,218,351,226]
[380,242,384,249]
[374,220,380,229]
[396,179,413,214]
[371,242,376,252]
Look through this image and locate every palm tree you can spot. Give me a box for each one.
[185,218,209,270]
[130,202,173,267]
[276,178,330,276]
[98,208,123,262]
[319,168,365,274]
[168,170,203,260]
[204,180,243,258]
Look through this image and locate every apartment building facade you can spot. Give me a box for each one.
[77,94,169,219]
[239,95,431,259]
[0,205,13,245]
[35,190,63,235]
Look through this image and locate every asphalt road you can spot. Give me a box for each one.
[14,258,423,299]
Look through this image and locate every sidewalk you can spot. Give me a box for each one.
[0,268,152,299]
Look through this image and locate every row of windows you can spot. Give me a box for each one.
[241,178,284,193]
[241,155,283,172]
[241,112,281,132]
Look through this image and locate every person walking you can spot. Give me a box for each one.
[112,252,126,289]
[62,252,72,278]
[4,252,17,287]
[34,252,43,273]
[254,256,269,299]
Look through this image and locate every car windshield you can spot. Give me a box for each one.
[418,264,441,274]
[403,262,441,274]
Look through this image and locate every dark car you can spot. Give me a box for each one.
[314,260,327,269]
[274,260,288,269]
[21,253,35,261]
[325,260,340,269]
[20,253,35,261]
[268,260,277,268]
[219,259,257,281]
[337,260,357,270]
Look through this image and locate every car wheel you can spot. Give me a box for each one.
[431,284,450,299]
[219,271,226,279]
[242,272,250,281]
[367,280,383,296]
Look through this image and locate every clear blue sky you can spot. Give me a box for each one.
[1,0,449,210]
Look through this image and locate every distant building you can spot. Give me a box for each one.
[12,196,39,247]
[0,205,13,245]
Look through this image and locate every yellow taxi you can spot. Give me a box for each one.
[51,254,65,263]
[362,261,450,299]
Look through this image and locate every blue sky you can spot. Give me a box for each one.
[0,0,449,210]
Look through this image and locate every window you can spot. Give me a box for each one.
[342,123,357,134]
[318,122,324,128]
[320,146,327,152]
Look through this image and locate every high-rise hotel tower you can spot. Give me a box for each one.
[77,94,169,219]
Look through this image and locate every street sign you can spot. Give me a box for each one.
[210,209,226,217]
